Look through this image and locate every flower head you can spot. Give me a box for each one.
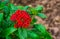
[10,10,31,28]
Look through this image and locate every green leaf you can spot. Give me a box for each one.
[28,30,39,39]
[16,28,28,39]
[2,20,13,28]
[3,6,9,14]
[2,15,13,28]
[3,6,10,18]
[6,36,11,39]
[22,28,28,39]
[0,13,3,22]
[17,28,25,39]
[23,6,30,10]
[35,5,43,12]
[30,8,38,15]
[17,5,24,10]
[9,3,18,15]
[2,27,17,37]
[37,13,47,19]
[0,28,2,31]
[34,24,52,39]
[26,10,32,15]
[0,2,5,10]
[10,3,17,11]
[31,18,37,24]
[34,24,46,34]
[45,31,52,39]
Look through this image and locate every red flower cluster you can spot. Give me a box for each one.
[10,10,31,28]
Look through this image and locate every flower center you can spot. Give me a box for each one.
[20,18,24,22]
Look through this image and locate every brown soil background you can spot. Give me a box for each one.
[11,0,60,39]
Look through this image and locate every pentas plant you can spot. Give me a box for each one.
[0,0,52,39]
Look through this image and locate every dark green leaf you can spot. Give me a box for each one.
[3,6,10,18]
[2,27,17,37]
[2,20,13,28]
[3,6,9,14]
[0,2,5,10]
[31,18,37,24]
[37,13,47,19]
[0,13,3,22]
[0,28,2,31]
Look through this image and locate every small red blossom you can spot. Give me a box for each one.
[10,10,31,28]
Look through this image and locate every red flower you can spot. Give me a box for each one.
[10,10,31,28]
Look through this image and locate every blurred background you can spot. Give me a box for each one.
[9,0,60,39]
